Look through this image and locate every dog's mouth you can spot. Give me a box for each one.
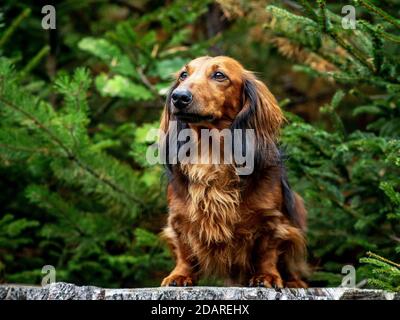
[173,112,215,123]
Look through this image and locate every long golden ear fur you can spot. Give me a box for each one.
[159,84,185,175]
[231,71,285,170]
[160,83,176,133]
[243,71,284,142]
[160,107,170,133]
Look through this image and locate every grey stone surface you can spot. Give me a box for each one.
[0,282,397,300]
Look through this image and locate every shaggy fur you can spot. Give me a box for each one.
[160,56,308,288]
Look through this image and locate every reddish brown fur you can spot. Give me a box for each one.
[160,56,308,288]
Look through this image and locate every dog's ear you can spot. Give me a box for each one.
[240,71,284,143]
[159,85,174,178]
[160,108,170,134]
[231,71,284,170]
[160,83,189,177]
[160,85,176,133]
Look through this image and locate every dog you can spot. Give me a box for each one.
[159,56,308,288]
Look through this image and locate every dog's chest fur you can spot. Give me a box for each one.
[179,163,253,275]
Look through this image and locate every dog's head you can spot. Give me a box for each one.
[160,56,284,171]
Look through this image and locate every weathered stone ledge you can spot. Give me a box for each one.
[0,282,398,300]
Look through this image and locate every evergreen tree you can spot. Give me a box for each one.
[266,0,400,288]
[0,0,399,290]
[0,1,211,287]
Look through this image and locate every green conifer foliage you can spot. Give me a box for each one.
[0,1,399,289]
[0,0,212,287]
[268,0,400,288]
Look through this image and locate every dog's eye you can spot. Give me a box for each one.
[179,71,188,80]
[212,71,227,81]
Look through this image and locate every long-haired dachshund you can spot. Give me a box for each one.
[159,56,308,288]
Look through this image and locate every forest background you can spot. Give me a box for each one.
[0,0,399,290]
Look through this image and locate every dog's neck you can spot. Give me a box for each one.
[180,159,241,245]
[171,123,245,244]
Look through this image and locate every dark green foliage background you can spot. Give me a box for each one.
[0,0,399,289]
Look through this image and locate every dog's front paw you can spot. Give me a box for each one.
[161,274,194,287]
[249,273,283,288]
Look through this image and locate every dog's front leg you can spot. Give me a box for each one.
[161,228,195,287]
[249,236,283,288]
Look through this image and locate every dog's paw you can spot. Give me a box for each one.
[161,274,194,287]
[248,273,283,288]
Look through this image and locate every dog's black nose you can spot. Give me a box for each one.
[171,89,192,109]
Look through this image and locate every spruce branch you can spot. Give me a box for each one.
[316,1,375,73]
[355,0,400,29]
[366,251,400,269]
[0,96,146,208]
[358,21,383,73]
[269,37,337,72]
[317,0,328,32]
[19,45,50,79]
[0,143,55,156]
[377,29,400,43]
[359,20,400,43]
[26,185,87,237]
[298,0,319,21]
[293,65,387,87]
[306,170,361,219]
[330,31,375,72]
[0,8,31,48]
[320,90,347,138]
